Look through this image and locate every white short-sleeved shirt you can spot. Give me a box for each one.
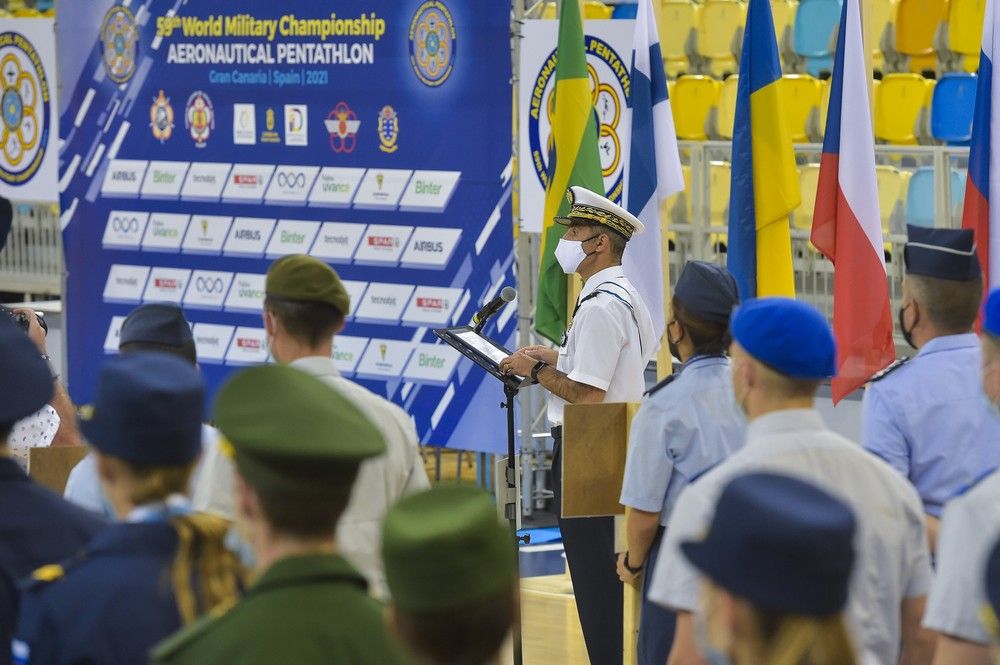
[648,409,932,665]
[547,266,657,425]
[290,355,430,601]
[923,469,1000,644]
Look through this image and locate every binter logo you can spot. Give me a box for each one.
[236,337,261,350]
[368,236,397,248]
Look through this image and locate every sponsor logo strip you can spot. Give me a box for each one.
[181,162,232,201]
[400,227,462,270]
[103,264,150,304]
[398,170,461,212]
[140,213,189,253]
[265,219,320,258]
[181,215,232,255]
[401,286,464,326]
[184,270,234,310]
[101,159,148,198]
[353,282,415,324]
[223,217,276,258]
[402,342,460,386]
[264,165,320,204]
[355,339,415,381]
[139,161,189,199]
[352,169,412,210]
[224,272,266,312]
[143,267,190,304]
[225,326,269,365]
[308,167,366,208]
[192,323,235,364]
[332,335,369,375]
[310,222,366,263]
[102,210,149,249]
[353,224,413,266]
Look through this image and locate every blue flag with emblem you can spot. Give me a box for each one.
[624,0,685,340]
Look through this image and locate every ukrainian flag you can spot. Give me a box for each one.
[727,0,800,299]
[534,0,604,344]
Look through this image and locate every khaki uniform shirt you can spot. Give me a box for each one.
[151,554,410,664]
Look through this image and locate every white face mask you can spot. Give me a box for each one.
[554,235,597,275]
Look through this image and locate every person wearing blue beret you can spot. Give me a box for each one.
[0,316,105,662]
[924,287,1000,665]
[681,473,859,665]
[616,260,745,665]
[13,353,243,665]
[63,304,235,521]
[648,297,934,665]
[862,226,1000,548]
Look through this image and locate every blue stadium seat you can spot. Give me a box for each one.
[612,3,639,18]
[931,73,977,146]
[793,0,843,76]
[906,167,935,227]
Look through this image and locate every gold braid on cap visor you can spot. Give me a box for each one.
[561,203,634,239]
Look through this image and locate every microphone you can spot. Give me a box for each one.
[473,286,516,332]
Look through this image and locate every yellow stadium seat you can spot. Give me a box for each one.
[698,0,747,78]
[795,164,821,232]
[583,1,614,19]
[816,78,831,138]
[709,161,731,247]
[871,0,896,71]
[541,2,558,18]
[875,165,906,238]
[671,75,722,140]
[772,0,799,68]
[715,75,740,139]
[948,0,987,71]
[780,75,822,143]
[874,74,933,144]
[894,0,948,70]
[660,1,700,77]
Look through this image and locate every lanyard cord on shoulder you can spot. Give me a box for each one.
[563,280,644,355]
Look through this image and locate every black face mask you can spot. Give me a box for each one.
[667,320,684,360]
[898,303,919,350]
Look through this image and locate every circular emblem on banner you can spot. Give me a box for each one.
[0,31,50,186]
[149,90,174,143]
[528,35,630,204]
[325,102,359,153]
[408,1,456,87]
[100,5,139,85]
[185,91,214,147]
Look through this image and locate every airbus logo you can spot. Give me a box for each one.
[413,241,444,253]
[234,229,261,241]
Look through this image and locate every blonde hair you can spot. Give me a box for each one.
[733,607,858,665]
[110,458,245,625]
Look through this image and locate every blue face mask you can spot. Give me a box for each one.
[225,527,256,569]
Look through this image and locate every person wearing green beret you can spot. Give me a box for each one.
[382,485,517,665]
[259,253,428,601]
[151,365,410,665]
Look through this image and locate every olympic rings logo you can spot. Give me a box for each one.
[195,276,226,294]
[112,216,139,233]
[276,172,306,189]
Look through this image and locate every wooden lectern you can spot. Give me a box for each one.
[562,401,643,665]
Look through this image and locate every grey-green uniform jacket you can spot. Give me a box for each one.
[151,553,411,664]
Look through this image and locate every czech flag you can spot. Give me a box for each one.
[811,0,895,402]
[962,0,999,288]
[727,0,800,299]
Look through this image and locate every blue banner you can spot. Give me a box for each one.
[58,0,514,453]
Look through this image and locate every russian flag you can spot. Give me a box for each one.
[727,0,800,299]
[962,0,999,287]
[623,0,684,340]
[811,0,895,402]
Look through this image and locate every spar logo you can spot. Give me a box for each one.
[236,337,261,350]
[368,235,397,249]
[231,173,260,187]
[154,277,180,290]
[528,35,630,204]
[416,297,447,310]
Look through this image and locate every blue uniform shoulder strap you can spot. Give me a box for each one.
[868,357,910,383]
[645,373,676,397]
[950,467,999,500]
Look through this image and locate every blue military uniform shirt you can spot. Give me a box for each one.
[620,355,747,526]
[13,520,187,665]
[861,333,1000,517]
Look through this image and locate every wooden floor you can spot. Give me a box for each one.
[520,575,588,665]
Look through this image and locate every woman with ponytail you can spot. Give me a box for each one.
[680,472,860,665]
[13,353,243,664]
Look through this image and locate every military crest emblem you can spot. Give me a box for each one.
[377,105,398,154]
[100,5,138,84]
[409,1,456,87]
[185,91,214,147]
[149,90,174,143]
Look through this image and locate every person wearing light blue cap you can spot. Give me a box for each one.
[924,287,1000,665]
[862,225,1000,545]
[617,261,744,665]
[649,297,933,665]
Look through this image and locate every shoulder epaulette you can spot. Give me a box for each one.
[24,563,65,590]
[868,357,910,383]
[645,373,676,397]
[951,467,999,500]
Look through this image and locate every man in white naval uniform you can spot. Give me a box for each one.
[502,186,656,665]
[260,254,429,601]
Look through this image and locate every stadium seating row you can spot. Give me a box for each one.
[541,0,986,78]
[668,71,976,145]
[661,162,967,246]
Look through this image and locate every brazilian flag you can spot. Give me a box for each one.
[534,0,604,344]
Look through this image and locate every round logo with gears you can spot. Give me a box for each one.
[0,31,50,186]
[408,1,456,87]
[528,35,630,204]
[100,5,139,85]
